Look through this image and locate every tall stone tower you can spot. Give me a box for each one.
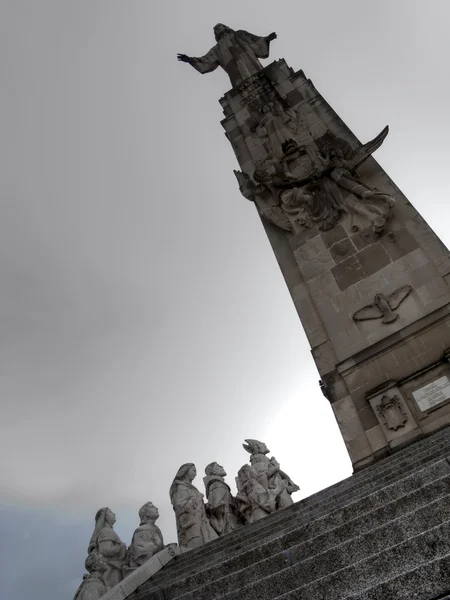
[179,25,450,471]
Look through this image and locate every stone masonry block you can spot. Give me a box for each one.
[379,256,411,287]
[284,89,304,108]
[340,415,365,442]
[284,267,304,290]
[290,282,327,347]
[333,285,362,314]
[358,405,379,431]
[356,271,388,300]
[307,271,340,302]
[419,323,450,352]
[380,229,419,262]
[294,236,335,281]
[320,225,347,249]
[274,244,299,276]
[346,433,372,463]
[332,256,365,291]
[351,228,383,252]
[392,338,427,365]
[330,238,357,265]
[312,341,337,375]
[416,277,449,305]
[366,425,387,453]
[410,264,438,289]
[357,243,391,277]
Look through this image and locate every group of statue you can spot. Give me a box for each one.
[169,439,299,549]
[73,502,164,600]
[73,439,298,599]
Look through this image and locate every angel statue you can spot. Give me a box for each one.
[177,24,277,88]
[324,126,395,233]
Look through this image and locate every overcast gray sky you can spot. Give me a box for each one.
[1,1,450,599]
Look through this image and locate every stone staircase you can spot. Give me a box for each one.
[133,426,450,600]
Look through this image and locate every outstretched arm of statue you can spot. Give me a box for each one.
[266,32,277,42]
[177,53,192,63]
[177,47,219,75]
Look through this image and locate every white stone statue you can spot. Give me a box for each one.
[72,551,107,600]
[241,439,299,510]
[169,463,218,549]
[123,501,164,576]
[203,462,241,536]
[236,464,278,523]
[87,507,127,590]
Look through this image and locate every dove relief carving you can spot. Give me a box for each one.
[352,285,412,325]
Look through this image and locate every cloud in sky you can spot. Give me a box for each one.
[1,1,450,598]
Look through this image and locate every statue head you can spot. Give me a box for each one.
[139,501,159,524]
[243,439,270,456]
[238,464,259,483]
[214,23,233,41]
[205,462,226,477]
[174,463,196,482]
[87,507,116,554]
[169,463,197,500]
[85,551,108,574]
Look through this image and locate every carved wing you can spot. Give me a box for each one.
[387,285,412,310]
[353,303,383,321]
[261,207,293,232]
[346,126,389,170]
[234,170,255,201]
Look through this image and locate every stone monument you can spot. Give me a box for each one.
[179,23,450,471]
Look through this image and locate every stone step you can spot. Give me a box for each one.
[137,458,450,598]
[151,454,450,583]
[159,472,450,600]
[229,519,450,600]
[164,476,450,600]
[344,554,450,599]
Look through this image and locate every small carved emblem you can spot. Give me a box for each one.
[353,285,412,324]
[376,395,408,431]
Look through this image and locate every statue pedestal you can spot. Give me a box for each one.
[221,59,450,470]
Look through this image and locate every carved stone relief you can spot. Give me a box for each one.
[353,285,412,324]
[367,383,419,444]
[376,395,408,431]
[236,125,395,236]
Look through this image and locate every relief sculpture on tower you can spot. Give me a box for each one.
[236,126,395,235]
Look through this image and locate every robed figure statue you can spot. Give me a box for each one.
[177,23,277,87]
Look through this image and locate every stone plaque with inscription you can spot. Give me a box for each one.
[412,376,450,412]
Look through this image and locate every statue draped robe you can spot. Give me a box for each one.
[188,30,271,87]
